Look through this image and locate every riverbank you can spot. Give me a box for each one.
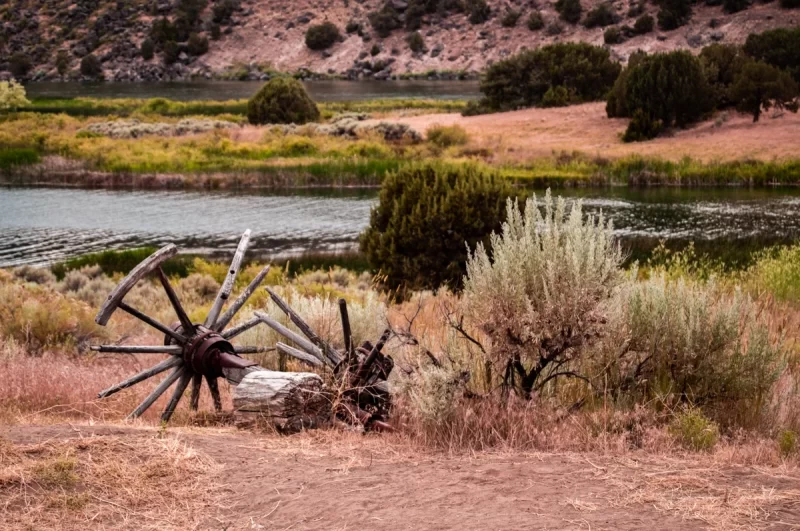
[2,98,800,189]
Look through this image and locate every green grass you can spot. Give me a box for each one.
[23,97,467,118]
[0,147,40,170]
[51,248,195,280]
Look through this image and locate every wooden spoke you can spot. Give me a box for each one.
[355,329,392,383]
[338,298,353,360]
[234,346,275,354]
[276,342,324,368]
[97,356,183,399]
[96,244,178,326]
[214,265,271,332]
[91,345,183,354]
[205,229,251,327]
[127,365,184,419]
[160,368,193,422]
[119,301,187,344]
[221,316,261,340]
[189,372,202,411]
[205,375,222,412]
[254,311,327,365]
[156,267,195,334]
[266,288,341,366]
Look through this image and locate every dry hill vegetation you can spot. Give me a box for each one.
[0,0,798,80]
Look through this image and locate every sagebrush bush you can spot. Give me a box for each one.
[13,265,56,285]
[657,0,692,30]
[464,190,623,397]
[176,273,221,305]
[746,244,800,303]
[361,164,519,292]
[604,27,622,45]
[247,77,320,125]
[305,22,340,50]
[426,124,469,147]
[407,31,426,53]
[593,273,784,423]
[556,0,582,23]
[501,9,521,27]
[669,408,719,451]
[584,3,617,27]
[633,14,654,34]
[778,429,797,457]
[80,54,103,79]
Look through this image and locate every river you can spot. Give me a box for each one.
[25,80,481,102]
[2,186,799,267]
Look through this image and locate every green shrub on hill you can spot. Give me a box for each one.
[369,3,402,37]
[187,33,209,55]
[731,61,799,122]
[657,0,692,30]
[407,31,426,53]
[9,53,31,79]
[633,14,654,34]
[743,27,800,82]
[556,0,583,23]
[140,38,155,60]
[305,22,340,50]
[360,164,519,291]
[466,0,491,23]
[246,77,320,125]
[699,43,749,107]
[607,51,713,141]
[527,11,545,30]
[474,43,621,113]
[501,9,521,27]
[80,54,103,79]
[584,3,617,27]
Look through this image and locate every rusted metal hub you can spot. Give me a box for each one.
[165,324,257,378]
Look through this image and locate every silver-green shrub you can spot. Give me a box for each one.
[463,190,623,397]
[594,272,785,419]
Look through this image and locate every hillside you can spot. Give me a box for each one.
[0,0,798,82]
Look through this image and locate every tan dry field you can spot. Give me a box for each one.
[387,103,800,163]
[3,423,800,530]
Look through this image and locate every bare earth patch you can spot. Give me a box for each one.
[3,424,799,530]
[388,103,800,163]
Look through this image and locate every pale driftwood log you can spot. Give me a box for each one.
[266,288,341,367]
[221,316,261,340]
[91,345,184,354]
[97,355,183,398]
[127,364,185,419]
[221,365,264,386]
[233,370,330,433]
[205,229,251,327]
[254,311,326,365]
[96,244,177,325]
[276,342,324,368]
[214,265,271,332]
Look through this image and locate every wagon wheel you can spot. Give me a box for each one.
[92,230,273,422]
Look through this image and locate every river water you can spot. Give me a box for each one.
[25,80,481,102]
[2,186,799,267]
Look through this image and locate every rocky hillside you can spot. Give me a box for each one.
[0,0,797,82]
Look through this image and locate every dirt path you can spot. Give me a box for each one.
[5,424,800,530]
[388,103,800,163]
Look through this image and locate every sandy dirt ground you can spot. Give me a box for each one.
[388,103,800,163]
[4,424,800,530]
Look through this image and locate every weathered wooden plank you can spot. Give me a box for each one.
[119,302,187,344]
[156,267,195,333]
[214,264,271,332]
[254,311,327,365]
[205,229,251,327]
[97,356,183,398]
[265,288,341,366]
[95,244,177,326]
[160,367,193,422]
[355,328,392,383]
[221,316,261,340]
[276,341,324,368]
[127,365,184,419]
[205,374,222,411]
[91,345,183,354]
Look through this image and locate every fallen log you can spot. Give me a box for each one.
[232,370,331,433]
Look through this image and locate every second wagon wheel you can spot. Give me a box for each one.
[91,230,273,422]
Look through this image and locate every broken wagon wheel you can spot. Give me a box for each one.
[91,230,274,422]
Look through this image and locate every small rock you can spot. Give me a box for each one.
[686,33,704,48]
[322,50,332,58]
[710,30,724,41]
[656,34,667,41]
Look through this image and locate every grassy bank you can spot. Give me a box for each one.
[2,99,800,188]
